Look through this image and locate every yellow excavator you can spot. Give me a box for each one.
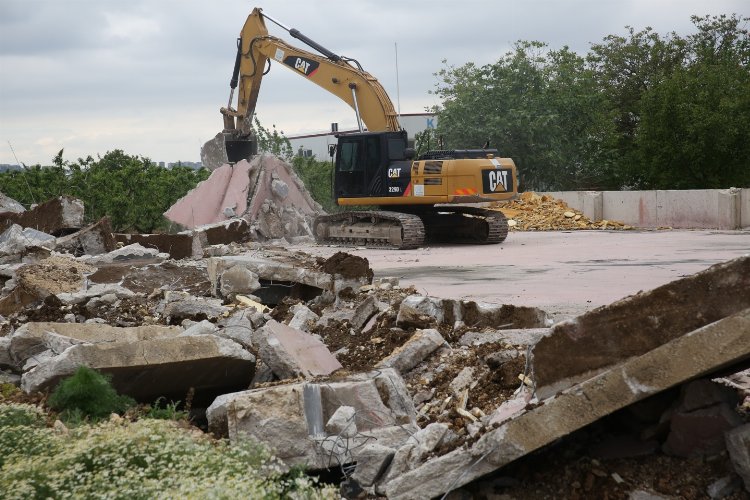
[220,8,518,249]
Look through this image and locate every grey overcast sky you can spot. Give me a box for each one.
[0,0,747,166]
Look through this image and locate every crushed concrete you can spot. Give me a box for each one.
[0,188,747,498]
[382,308,750,499]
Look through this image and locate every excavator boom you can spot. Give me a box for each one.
[222,7,399,145]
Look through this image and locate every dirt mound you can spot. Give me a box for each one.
[17,256,95,295]
[320,252,374,281]
[490,192,633,231]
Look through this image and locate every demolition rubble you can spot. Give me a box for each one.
[0,159,749,499]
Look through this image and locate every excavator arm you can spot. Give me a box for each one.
[221,8,400,141]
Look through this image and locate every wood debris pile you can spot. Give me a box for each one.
[489,192,634,231]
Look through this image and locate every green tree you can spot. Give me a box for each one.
[434,42,614,190]
[633,15,750,188]
[0,150,210,233]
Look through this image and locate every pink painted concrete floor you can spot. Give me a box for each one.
[291,230,750,321]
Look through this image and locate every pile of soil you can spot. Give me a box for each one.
[490,192,634,231]
[320,252,374,281]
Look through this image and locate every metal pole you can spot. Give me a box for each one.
[349,83,364,132]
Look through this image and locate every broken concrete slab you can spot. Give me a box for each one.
[9,322,182,369]
[459,328,551,348]
[726,424,750,492]
[0,256,96,315]
[55,217,116,256]
[165,155,321,243]
[114,232,197,260]
[0,224,56,257]
[377,329,444,374]
[163,299,229,324]
[81,242,164,265]
[0,192,25,213]
[351,443,396,488]
[351,295,380,330]
[192,218,253,247]
[217,265,260,299]
[0,195,84,235]
[253,320,341,379]
[288,304,319,332]
[21,334,255,406]
[326,405,357,438]
[532,256,750,399]
[382,308,750,499]
[397,294,549,330]
[207,368,416,469]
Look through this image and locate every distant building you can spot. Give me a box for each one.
[287,112,437,160]
[166,161,203,170]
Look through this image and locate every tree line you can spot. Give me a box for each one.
[0,150,210,233]
[433,14,750,191]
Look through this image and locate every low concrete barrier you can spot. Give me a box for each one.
[544,188,748,229]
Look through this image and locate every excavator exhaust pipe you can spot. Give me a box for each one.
[225,135,257,164]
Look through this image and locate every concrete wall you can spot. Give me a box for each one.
[543,188,748,229]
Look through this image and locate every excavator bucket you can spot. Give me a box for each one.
[225,136,257,164]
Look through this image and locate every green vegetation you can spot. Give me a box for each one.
[144,397,189,421]
[0,403,336,499]
[0,149,209,233]
[48,366,135,423]
[433,14,750,191]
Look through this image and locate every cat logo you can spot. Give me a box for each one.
[481,168,512,193]
[388,168,401,178]
[282,56,320,77]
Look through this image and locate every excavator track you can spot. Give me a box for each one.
[314,210,425,249]
[418,206,509,245]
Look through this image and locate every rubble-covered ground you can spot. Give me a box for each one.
[1,176,749,499]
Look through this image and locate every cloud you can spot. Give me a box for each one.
[1,0,747,165]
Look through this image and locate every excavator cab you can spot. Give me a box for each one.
[334,130,413,202]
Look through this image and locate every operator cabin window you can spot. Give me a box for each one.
[339,141,361,172]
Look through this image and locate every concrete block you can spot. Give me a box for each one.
[656,190,720,228]
[253,320,342,379]
[206,368,417,469]
[9,322,182,368]
[726,424,750,492]
[0,192,25,213]
[532,256,750,399]
[0,196,84,236]
[717,188,741,229]
[21,335,255,406]
[114,233,197,259]
[376,329,444,374]
[582,191,603,221]
[55,217,116,256]
[383,307,750,499]
[602,191,658,227]
[742,188,750,229]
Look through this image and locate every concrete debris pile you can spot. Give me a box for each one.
[164,154,322,243]
[0,188,748,499]
[491,191,634,231]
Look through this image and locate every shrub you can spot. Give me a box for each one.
[47,366,135,422]
[0,415,337,499]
